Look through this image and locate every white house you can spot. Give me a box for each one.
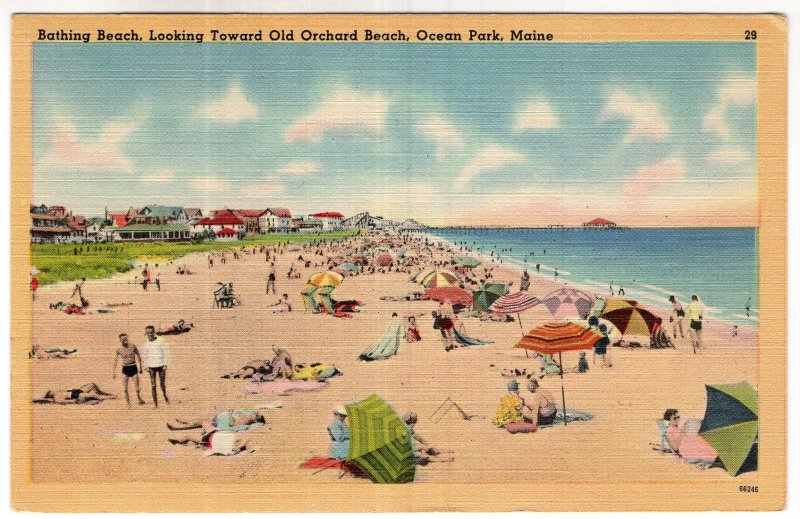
[258,208,293,233]
[192,209,245,235]
[311,212,344,231]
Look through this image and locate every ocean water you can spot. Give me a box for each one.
[427,227,759,328]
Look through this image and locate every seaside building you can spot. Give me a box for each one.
[294,217,323,231]
[85,217,112,242]
[66,215,88,242]
[213,209,263,234]
[193,210,246,236]
[112,223,192,242]
[311,212,345,231]
[215,227,239,241]
[29,204,72,243]
[582,217,617,228]
[128,205,188,225]
[184,208,203,219]
[258,208,293,233]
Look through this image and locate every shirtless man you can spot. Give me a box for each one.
[112,333,145,407]
[526,379,558,426]
[35,383,115,404]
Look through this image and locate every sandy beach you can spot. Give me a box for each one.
[28,231,758,485]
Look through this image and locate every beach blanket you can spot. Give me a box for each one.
[242,379,327,395]
[358,316,402,361]
[453,328,493,347]
[300,457,368,478]
[538,409,594,428]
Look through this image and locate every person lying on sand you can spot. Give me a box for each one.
[222,348,294,380]
[401,412,454,464]
[169,426,249,455]
[34,383,115,404]
[167,409,266,432]
[30,343,77,360]
[157,320,194,335]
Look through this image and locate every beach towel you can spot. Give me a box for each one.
[538,409,594,428]
[492,394,524,427]
[453,328,493,347]
[358,316,402,361]
[242,379,327,395]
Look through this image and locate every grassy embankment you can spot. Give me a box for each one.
[31,230,361,285]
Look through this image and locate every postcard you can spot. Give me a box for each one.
[10,13,787,511]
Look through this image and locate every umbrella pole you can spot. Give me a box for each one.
[559,351,567,427]
[517,313,529,357]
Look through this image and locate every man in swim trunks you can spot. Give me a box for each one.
[686,294,704,354]
[142,325,170,408]
[112,333,145,407]
[36,383,115,404]
[526,379,558,426]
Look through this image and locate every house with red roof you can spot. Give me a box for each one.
[583,217,617,228]
[215,227,239,241]
[311,211,345,231]
[258,208,293,233]
[194,209,245,237]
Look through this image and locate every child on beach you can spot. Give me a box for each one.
[577,352,589,373]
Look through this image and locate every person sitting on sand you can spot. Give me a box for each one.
[272,293,292,314]
[328,407,350,460]
[492,380,535,427]
[402,412,453,465]
[660,409,719,467]
[404,316,422,342]
[30,343,77,360]
[34,383,115,405]
[526,379,558,426]
[167,409,266,432]
[650,318,676,349]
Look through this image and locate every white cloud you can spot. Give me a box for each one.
[701,73,756,139]
[141,169,175,183]
[514,99,560,131]
[39,116,141,172]
[454,145,525,191]
[705,147,752,166]
[273,161,322,176]
[283,86,392,142]
[199,84,258,123]
[623,157,686,198]
[415,115,465,158]
[598,89,669,143]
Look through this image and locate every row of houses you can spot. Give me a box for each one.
[31,204,348,243]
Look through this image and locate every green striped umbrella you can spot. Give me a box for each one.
[699,382,758,476]
[346,395,415,484]
[453,256,481,268]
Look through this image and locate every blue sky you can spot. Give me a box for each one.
[32,42,756,226]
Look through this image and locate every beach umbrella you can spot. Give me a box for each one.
[540,288,593,320]
[346,395,415,484]
[376,253,394,267]
[453,256,481,268]
[515,321,603,426]
[420,269,461,289]
[699,382,758,477]
[601,299,660,337]
[308,271,344,288]
[423,287,473,306]
[490,290,541,336]
[472,283,509,313]
[352,255,369,266]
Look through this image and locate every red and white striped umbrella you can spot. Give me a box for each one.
[489,291,541,314]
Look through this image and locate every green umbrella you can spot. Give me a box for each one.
[472,283,509,313]
[699,382,758,476]
[453,256,480,268]
[346,395,415,484]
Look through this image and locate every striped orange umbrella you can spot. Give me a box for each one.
[515,322,602,354]
[308,271,344,288]
[515,321,603,426]
[419,269,460,289]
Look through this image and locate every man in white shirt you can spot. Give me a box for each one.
[142,325,170,407]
